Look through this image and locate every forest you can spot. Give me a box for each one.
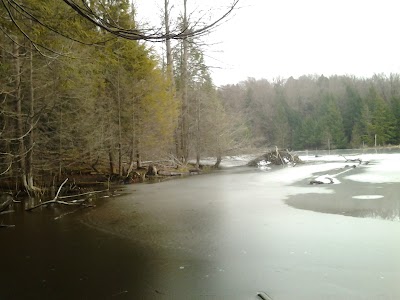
[0,0,244,193]
[219,74,400,151]
[1,0,399,194]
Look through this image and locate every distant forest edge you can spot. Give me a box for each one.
[1,0,399,193]
[219,74,400,151]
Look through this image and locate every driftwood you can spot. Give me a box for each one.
[0,197,12,213]
[257,291,273,300]
[169,155,184,166]
[158,170,188,176]
[0,197,15,229]
[58,189,108,199]
[310,178,334,185]
[0,223,15,228]
[189,168,201,174]
[340,155,362,164]
[248,148,302,167]
[26,179,97,211]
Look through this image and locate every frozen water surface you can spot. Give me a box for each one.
[2,152,399,299]
[79,152,400,299]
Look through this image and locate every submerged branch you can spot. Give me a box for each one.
[26,178,68,211]
[58,189,108,199]
[0,223,15,228]
[0,210,14,215]
[25,178,106,211]
[0,198,12,212]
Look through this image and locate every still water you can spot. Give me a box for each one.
[1,155,400,299]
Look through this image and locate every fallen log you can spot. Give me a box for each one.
[340,155,362,164]
[26,178,68,211]
[26,199,86,211]
[310,178,334,185]
[158,170,188,176]
[0,210,14,216]
[26,178,106,211]
[58,189,108,199]
[0,224,15,229]
[0,197,12,213]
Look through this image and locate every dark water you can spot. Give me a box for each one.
[0,197,160,299]
[1,162,400,300]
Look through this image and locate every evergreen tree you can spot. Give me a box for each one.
[370,96,396,145]
[342,84,363,143]
[319,94,347,149]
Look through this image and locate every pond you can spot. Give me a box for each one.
[1,152,400,299]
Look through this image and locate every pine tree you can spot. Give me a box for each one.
[320,94,347,149]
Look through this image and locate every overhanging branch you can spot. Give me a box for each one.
[3,0,240,43]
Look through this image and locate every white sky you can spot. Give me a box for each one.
[135,0,400,86]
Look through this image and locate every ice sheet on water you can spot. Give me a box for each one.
[344,153,400,183]
[299,153,400,183]
[352,195,384,200]
[299,154,350,162]
[265,162,348,185]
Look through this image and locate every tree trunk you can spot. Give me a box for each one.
[13,41,28,190]
[164,0,174,89]
[58,105,63,178]
[132,101,142,169]
[26,42,36,191]
[126,146,135,177]
[195,95,201,168]
[108,150,116,175]
[181,0,189,163]
[164,0,181,162]
[135,137,141,169]
[117,61,123,176]
[214,155,222,168]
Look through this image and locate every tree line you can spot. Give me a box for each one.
[0,0,243,193]
[2,1,398,194]
[218,74,400,151]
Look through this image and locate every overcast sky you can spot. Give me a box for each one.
[135,0,400,86]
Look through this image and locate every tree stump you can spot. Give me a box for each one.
[146,164,158,176]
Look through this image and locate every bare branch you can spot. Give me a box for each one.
[0,161,12,176]
[3,0,239,43]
